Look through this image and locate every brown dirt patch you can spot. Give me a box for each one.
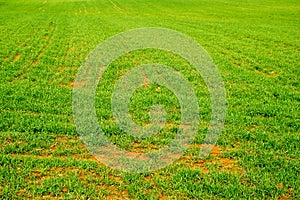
[62,187,68,193]
[180,145,243,174]
[109,175,124,183]
[143,74,149,87]
[278,195,292,200]
[17,189,26,195]
[32,59,39,66]
[62,80,86,89]
[211,145,221,156]
[106,194,125,200]
[40,193,58,200]
[31,171,44,178]
[6,135,14,142]
[9,153,99,163]
[14,54,20,61]
[101,183,128,200]
[132,142,158,152]
[3,56,9,62]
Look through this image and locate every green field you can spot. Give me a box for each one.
[0,0,299,199]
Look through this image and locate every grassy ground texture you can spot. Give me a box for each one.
[0,0,299,199]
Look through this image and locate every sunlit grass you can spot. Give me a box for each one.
[0,0,299,199]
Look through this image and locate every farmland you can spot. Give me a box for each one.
[0,0,299,199]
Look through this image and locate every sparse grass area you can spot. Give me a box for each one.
[1,0,299,199]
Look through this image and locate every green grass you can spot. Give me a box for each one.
[0,0,299,199]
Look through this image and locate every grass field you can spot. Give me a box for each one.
[0,0,299,199]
